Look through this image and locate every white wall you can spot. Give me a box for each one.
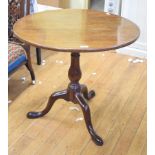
[70,0,89,8]
[60,0,90,9]
[118,0,147,58]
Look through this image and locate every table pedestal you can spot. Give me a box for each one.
[27,52,104,146]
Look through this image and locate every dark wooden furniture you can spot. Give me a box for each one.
[13,9,140,146]
[8,0,35,83]
[8,42,35,83]
[8,0,42,65]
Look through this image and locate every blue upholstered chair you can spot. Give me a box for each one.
[9,0,42,65]
[8,0,35,83]
[8,42,35,84]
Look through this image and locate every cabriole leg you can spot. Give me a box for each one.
[27,90,68,118]
[75,93,103,146]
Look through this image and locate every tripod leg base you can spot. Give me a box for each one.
[27,90,68,119]
[81,85,96,100]
[75,93,103,146]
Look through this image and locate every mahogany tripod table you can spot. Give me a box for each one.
[14,9,139,146]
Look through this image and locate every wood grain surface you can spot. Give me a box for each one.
[9,50,146,155]
[13,9,140,52]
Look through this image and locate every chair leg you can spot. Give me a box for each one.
[25,63,35,84]
[25,45,36,84]
[36,48,42,65]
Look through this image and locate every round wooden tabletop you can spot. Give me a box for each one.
[13,9,140,52]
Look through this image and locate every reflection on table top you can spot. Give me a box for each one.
[13,9,140,52]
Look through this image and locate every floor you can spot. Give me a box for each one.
[9,49,147,155]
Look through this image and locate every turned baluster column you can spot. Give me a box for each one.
[67,52,82,102]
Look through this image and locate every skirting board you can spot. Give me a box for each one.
[117,47,147,59]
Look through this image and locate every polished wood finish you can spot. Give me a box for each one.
[27,52,103,145]
[13,9,140,146]
[9,51,146,155]
[24,44,35,81]
[36,47,42,65]
[13,9,140,52]
[26,52,104,145]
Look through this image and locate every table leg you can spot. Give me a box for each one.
[81,84,96,100]
[27,52,104,146]
[27,90,68,118]
[75,92,103,146]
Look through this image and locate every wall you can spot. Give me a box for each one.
[118,0,147,58]
[59,0,90,9]
[37,0,59,7]
[38,0,90,9]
